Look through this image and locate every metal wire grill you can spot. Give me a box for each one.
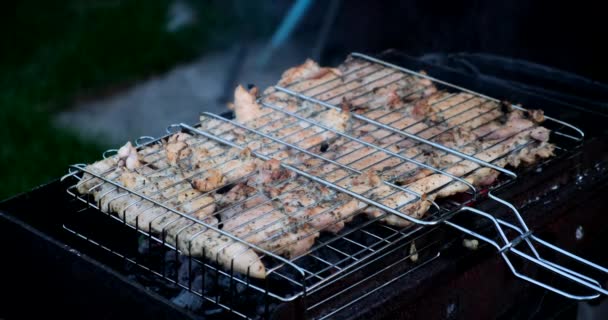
[61,53,599,318]
[62,141,439,318]
[63,118,447,297]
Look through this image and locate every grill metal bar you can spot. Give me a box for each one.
[64,172,311,303]
[63,182,292,304]
[182,122,447,226]
[275,86,518,178]
[271,97,511,193]
[249,93,530,213]
[444,192,608,300]
[267,54,604,300]
[202,112,434,206]
[174,122,458,294]
[62,223,252,319]
[313,242,440,320]
[350,52,585,141]
[64,133,445,305]
[187,98,541,294]
[256,100,477,194]
[265,91,459,167]
[170,126,436,269]
[62,52,604,320]
[254,94,478,187]
[203,91,538,236]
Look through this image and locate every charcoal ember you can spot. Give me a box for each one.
[256,301,279,320]
[203,306,225,318]
[171,289,203,311]
[127,236,275,318]
[127,246,181,293]
[163,251,181,290]
[175,256,220,294]
[176,255,193,287]
[225,272,250,295]
[137,235,150,254]
[133,235,166,269]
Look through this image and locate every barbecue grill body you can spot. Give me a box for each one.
[299,137,608,319]
[1,52,607,319]
[0,184,198,320]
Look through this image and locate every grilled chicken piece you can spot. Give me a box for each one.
[221,201,318,258]
[321,108,351,132]
[76,55,560,280]
[228,88,352,146]
[218,159,319,258]
[172,218,266,278]
[105,166,216,228]
[375,125,554,227]
[76,142,167,207]
[117,141,142,170]
[76,157,119,194]
[527,109,545,123]
[77,139,160,195]
[187,146,260,187]
[164,132,225,170]
[214,182,258,206]
[225,155,369,235]
[192,169,224,192]
[229,85,266,123]
[302,56,437,110]
[278,59,341,87]
[337,170,434,227]
[279,181,362,234]
[264,59,555,229]
[483,111,535,141]
[247,159,295,187]
[166,140,189,166]
[214,148,260,181]
[301,196,365,233]
[77,132,267,278]
[202,102,368,235]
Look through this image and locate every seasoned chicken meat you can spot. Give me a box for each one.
[75,54,558,279]
[76,136,266,279]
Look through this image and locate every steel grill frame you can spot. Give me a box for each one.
[60,53,606,318]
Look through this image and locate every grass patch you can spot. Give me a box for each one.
[0,93,105,199]
[0,0,228,199]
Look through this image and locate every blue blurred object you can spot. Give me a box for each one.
[258,0,314,67]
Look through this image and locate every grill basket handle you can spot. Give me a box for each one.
[445,192,608,300]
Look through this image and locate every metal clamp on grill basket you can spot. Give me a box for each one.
[61,52,608,318]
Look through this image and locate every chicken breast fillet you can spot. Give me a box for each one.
[76,135,266,279]
[75,55,558,280]
[235,56,556,228]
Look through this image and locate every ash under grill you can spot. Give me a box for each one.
[57,53,606,319]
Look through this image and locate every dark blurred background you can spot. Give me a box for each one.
[319,0,607,82]
[1,0,606,199]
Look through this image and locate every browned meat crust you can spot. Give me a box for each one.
[76,55,557,279]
